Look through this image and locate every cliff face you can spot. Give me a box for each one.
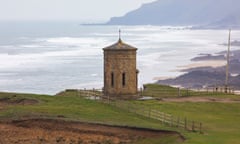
[107,0,240,28]
[157,50,240,89]
[157,71,240,89]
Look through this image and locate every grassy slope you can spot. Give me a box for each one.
[0,92,180,144]
[138,84,240,144]
[143,84,239,99]
[1,84,240,144]
[133,100,240,144]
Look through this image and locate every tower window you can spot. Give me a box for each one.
[122,72,126,86]
[111,72,114,87]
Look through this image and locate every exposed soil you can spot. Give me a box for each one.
[0,118,184,144]
[161,97,240,103]
[0,97,39,105]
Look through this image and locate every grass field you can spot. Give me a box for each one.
[143,84,239,99]
[0,84,240,144]
[0,92,181,144]
[139,84,240,144]
[132,100,240,144]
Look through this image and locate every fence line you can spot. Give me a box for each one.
[107,100,203,133]
[140,86,235,97]
[64,86,236,99]
[62,88,203,133]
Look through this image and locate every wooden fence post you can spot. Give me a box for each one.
[134,104,137,113]
[148,108,151,118]
[200,123,202,134]
[178,88,180,97]
[184,118,187,130]
[177,117,180,127]
[127,103,130,112]
[192,121,195,132]
[163,113,165,125]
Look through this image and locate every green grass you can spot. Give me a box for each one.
[134,101,240,144]
[0,92,181,144]
[0,93,153,126]
[137,84,240,144]
[1,84,240,144]
[136,135,182,144]
[143,84,239,99]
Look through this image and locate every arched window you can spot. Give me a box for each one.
[122,72,126,86]
[111,72,114,87]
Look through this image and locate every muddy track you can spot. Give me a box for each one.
[0,118,185,144]
[0,97,39,105]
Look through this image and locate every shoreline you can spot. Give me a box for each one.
[177,60,226,72]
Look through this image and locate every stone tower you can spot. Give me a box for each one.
[103,37,138,99]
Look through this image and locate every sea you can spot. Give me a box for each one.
[0,22,239,94]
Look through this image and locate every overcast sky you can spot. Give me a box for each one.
[0,0,156,23]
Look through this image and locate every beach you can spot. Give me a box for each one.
[0,23,240,94]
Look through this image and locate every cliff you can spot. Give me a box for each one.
[107,0,240,28]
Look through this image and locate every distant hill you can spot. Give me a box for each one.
[157,70,240,89]
[107,0,240,28]
[157,50,240,89]
[157,71,226,88]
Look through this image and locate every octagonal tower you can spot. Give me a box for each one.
[103,38,138,99]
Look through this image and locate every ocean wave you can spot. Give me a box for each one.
[45,37,109,46]
[122,25,192,32]
[0,26,240,94]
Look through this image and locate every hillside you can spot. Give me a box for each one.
[107,0,240,28]
[0,92,182,144]
[157,71,240,89]
[157,50,240,89]
[1,87,240,144]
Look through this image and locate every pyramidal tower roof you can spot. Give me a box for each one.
[103,30,137,51]
[103,39,137,51]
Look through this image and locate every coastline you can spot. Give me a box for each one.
[157,49,240,90]
[177,60,226,72]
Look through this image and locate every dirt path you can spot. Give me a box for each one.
[0,119,184,144]
[0,97,39,105]
[161,97,240,103]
